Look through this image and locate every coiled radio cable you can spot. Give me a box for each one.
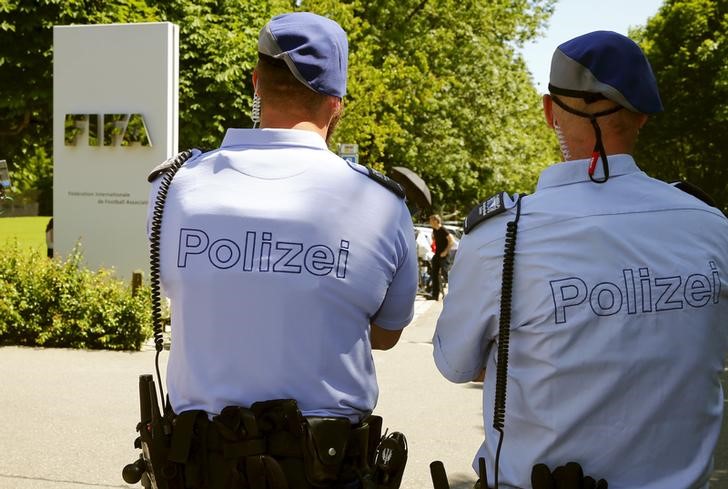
[492,195,523,489]
[148,150,193,407]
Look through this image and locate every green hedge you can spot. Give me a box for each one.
[0,243,153,350]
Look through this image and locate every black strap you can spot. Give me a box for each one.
[672,181,718,208]
[365,167,406,198]
[551,95,622,184]
[548,83,608,104]
[345,160,406,199]
[248,455,289,489]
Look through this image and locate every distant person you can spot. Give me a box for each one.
[145,12,417,488]
[45,218,53,258]
[433,31,728,488]
[428,214,453,301]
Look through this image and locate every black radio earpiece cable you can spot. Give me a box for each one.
[148,150,193,408]
[492,195,523,489]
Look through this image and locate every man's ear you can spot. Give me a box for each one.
[543,94,555,129]
[637,113,648,129]
[328,96,342,113]
[252,70,259,94]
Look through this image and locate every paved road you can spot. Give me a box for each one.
[0,297,726,488]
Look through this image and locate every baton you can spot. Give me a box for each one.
[429,461,451,489]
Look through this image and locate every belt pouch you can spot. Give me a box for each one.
[167,411,207,488]
[303,417,352,486]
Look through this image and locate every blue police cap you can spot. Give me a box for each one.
[258,12,348,98]
[549,31,663,114]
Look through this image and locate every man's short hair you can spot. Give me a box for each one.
[256,53,329,113]
[429,214,442,224]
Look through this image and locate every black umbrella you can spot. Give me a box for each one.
[390,166,432,210]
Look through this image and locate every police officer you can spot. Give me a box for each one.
[147,12,417,488]
[433,31,728,488]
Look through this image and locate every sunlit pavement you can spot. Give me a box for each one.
[0,298,725,488]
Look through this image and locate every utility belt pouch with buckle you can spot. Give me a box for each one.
[303,417,354,486]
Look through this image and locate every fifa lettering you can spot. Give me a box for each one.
[550,262,721,324]
[64,113,152,146]
[177,228,350,279]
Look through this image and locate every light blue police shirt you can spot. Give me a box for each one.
[434,155,728,489]
[149,128,418,422]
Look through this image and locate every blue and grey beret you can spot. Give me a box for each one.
[549,30,663,114]
[258,12,348,98]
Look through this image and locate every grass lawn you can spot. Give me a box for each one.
[0,216,51,255]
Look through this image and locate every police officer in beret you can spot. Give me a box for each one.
[146,12,417,488]
[433,31,728,488]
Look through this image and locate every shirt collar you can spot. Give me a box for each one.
[220,128,329,150]
[536,154,641,190]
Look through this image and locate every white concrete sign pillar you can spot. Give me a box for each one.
[53,22,179,279]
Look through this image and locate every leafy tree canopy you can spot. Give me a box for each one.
[633,0,728,212]
[0,0,159,159]
[304,0,559,215]
[0,0,559,217]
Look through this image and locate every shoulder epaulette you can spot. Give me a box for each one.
[464,192,511,234]
[671,181,717,208]
[345,160,406,199]
[147,150,196,183]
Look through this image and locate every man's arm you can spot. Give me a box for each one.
[432,231,497,383]
[371,323,403,350]
[369,204,419,346]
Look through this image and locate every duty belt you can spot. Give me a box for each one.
[164,400,376,489]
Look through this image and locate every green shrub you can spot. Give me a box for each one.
[0,242,153,350]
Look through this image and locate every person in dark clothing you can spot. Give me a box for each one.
[45,218,53,259]
[428,214,454,301]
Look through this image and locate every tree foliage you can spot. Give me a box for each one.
[0,0,558,217]
[152,0,292,151]
[304,0,559,215]
[633,0,728,212]
[0,0,159,159]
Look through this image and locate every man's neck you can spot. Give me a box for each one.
[261,120,327,140]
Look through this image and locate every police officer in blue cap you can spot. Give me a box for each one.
[433,31,728,488]
[142,11,417,489]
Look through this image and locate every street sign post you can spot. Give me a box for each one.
[338,143,359,165]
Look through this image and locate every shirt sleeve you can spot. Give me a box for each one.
[433,229,500,383]
[371,204,419,330]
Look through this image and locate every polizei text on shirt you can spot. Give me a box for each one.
[549,261,721,323]
[177,228,349,278]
